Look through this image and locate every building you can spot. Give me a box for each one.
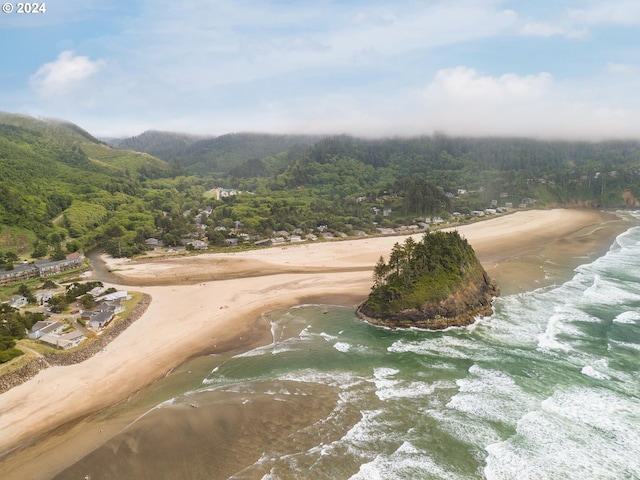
[188,240,208,250]
[0,264,39,286]
[9,295,28,308]
[88,310,115,330]
[35,258,83,276]
[29,321,64,340]
[35,290,55,305]
[40,330,86,350]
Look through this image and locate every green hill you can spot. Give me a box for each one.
[114,130,320,174]
[0,113,181,258]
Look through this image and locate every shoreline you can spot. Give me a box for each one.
[0,208,632,478]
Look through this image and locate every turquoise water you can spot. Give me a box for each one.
[58,214,640,479]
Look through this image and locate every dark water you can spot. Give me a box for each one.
[58,215,640,479]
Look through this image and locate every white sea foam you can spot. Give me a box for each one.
[320,331,338,342]
[485,386,640,479]
[537,312,573,353]
[388,335,485,360]
[613,310,640,324]
[609,339,640,352]
[333,341,351,352]
[350,441,457,480]
[446,365,534,425]
[580,365,610,380]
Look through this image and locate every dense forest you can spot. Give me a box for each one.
[1,112,640,265]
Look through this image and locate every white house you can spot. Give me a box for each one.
[98,291,130,302]
[29,321,64,340]
[40,330,86,350]
[35,290,55,305]
[9,295,28,308]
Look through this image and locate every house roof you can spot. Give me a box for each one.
[31,321,63,334]
[89,310,114,326]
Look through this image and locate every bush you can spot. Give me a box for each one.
[0,347,24,364]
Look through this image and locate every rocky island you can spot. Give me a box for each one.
[356,231,499,330]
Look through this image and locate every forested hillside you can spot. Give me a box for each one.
[1,112,640,264]
[112,131,321,174]
[0,113,200,259]
[111,130,204,162]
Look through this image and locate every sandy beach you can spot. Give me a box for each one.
[0,209,628,478]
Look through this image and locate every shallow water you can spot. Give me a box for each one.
[57,213,640,479]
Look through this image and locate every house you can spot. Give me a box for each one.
[254,239,272,247]
[306,234,318,241]
[35,290,55,305]
[40,330,86,350]
[188,239,208,250]
[65,251,84,261]
[29,321,64,340]
[271,237,286,245]
[225,238,239,247]
[145,238,164,249]
[9,295,28,308]
[89,286,106,297]
[289,235,302,243]
[80,310,99,321]
[88,310,115,329]
[98,291,130,302]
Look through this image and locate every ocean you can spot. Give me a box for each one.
[55,214,640,479]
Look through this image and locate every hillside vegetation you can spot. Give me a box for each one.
[1,111,640,263]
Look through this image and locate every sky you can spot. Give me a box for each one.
[1,0,640,139]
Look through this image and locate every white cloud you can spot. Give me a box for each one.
[424,67,552,104]
[29,51,105,97]
[413,66,638,139]
[606,62,636,74]
[568,1,640,26]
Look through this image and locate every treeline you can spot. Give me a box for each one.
[0,303,45,363]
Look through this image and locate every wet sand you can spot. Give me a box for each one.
[0,209,630,479]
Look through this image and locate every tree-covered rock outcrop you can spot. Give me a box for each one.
[357,232,499,329]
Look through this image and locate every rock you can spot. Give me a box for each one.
[356,231,499,330]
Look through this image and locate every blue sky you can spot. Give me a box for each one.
[2,0,640,138]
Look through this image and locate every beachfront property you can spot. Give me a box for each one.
[39,330,86,350]
[97,291,130,303]
[87,310,115,330]
[187,239,208,250]
[28,321,65,340]
[82,293,127,329]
